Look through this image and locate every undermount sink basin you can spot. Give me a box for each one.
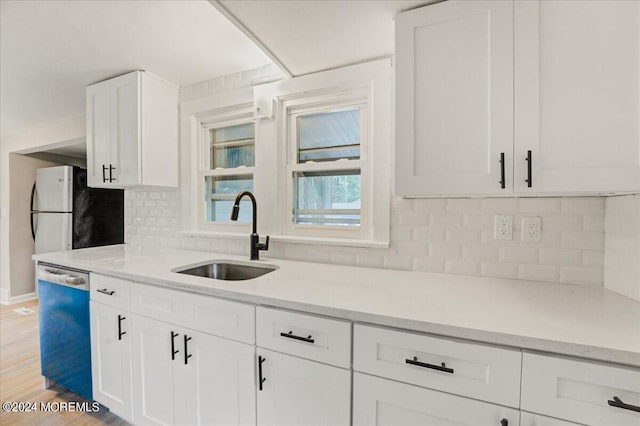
[173,260,278,281]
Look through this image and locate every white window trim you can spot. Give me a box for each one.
[255,58,392,247]
[181,89,257,235]
[283,92,370,239]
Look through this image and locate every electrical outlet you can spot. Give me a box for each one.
[522,216,541,242]
[494,215,513,240]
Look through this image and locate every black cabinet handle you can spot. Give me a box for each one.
[280,330,315,344]
[258,355,266,391]
[184,335,192,365]
[97,288,115,296]
[500,419,508,426]
[405,357,454,374]
[108,164,115,182]
[171,331,179,360]
[525,150,532,188]
[608,396,640,413]
[117,315,126,340]
[102,165,107,183]
[499,152,506,189]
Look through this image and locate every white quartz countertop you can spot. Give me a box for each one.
[34,244,640,367]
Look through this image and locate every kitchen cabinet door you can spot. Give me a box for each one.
[86,71,139,188]
[86,81,112,188]
[396,0,514,196]
[353,373,520,426]
[256,348,351,426]
[131,314,177,426]
[108,71,140,187]
[173,329,256,426]
[90,301,133,423]
[514,0,640,194]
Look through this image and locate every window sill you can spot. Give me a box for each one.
[179,230,389,249]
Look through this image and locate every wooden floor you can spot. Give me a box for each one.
[0,299,129,425]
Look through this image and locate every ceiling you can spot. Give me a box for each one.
[216,0,435,76]
[0,0,272,141]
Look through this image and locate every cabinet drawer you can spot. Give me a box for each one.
[90,274,131,310]
[131,283,255,344]
[256,307,351,368]
[354,324,522,407]
[182,291,254,345]
[521,352,640,426]
[353,373,520,426]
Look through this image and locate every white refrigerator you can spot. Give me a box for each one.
[30,166,124,254]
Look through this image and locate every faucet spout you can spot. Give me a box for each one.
[231,191,257,234]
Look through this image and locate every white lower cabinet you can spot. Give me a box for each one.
[131,314,255,426]
[90,301,134,423]
[520,412,581,426]
[256,348,351,426]
[353,373,520,426]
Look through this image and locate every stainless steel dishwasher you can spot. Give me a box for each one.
[37,262,92,400]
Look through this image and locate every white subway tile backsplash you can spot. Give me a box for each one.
[561,197,605,213]
[561,231,604,250]
[539,248,582,266]
[480,262,519,279]
[413,257,445,273]
[445,260,481,276]
[124,70,607,287]
[446,198,481,212]
[560,267,603,286]
[519,264,559,282]
[429,243,463,260]
[520,198,561,213]
[499,246,538,264]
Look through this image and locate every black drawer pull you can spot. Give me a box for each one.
[171,331,179,360]
[499,152,506,189]
[500,419,508,426]
[258,355,266,391]
[117,315,126,340]
[97,288,115,296]
[405,357,454,374]
[109,164,115,182]
[525,150,532,188]
[608,396,640,413]
[184,335,192,365]
[280,330,315,344]
[102,165,107,183]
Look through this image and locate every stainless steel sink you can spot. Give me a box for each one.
[173,260,278,281]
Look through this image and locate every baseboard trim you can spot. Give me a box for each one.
[0,288,9,305]
[9,292,38,305]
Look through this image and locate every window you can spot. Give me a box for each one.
[202,121,255,224]
[285,97,369,238]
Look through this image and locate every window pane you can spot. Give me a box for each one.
[205,175,253,222]
[293,170,360,226]
[297,109,360,163]
[210,123,255,169]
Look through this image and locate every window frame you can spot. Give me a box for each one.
[283,94,371,239]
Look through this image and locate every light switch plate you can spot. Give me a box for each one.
[494,215,513,240]
[522,216,541,242]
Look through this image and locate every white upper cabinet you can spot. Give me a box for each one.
[514,0,640,194]
[396,0,514,196]
[396,0,640,197]
[86,70,178,188]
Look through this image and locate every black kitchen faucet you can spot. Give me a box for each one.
[230,190,269,260]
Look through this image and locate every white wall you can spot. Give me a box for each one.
[124,64,607,287]
[604,194,640,301]
[8,154,59,300]
[0,115,85,303]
